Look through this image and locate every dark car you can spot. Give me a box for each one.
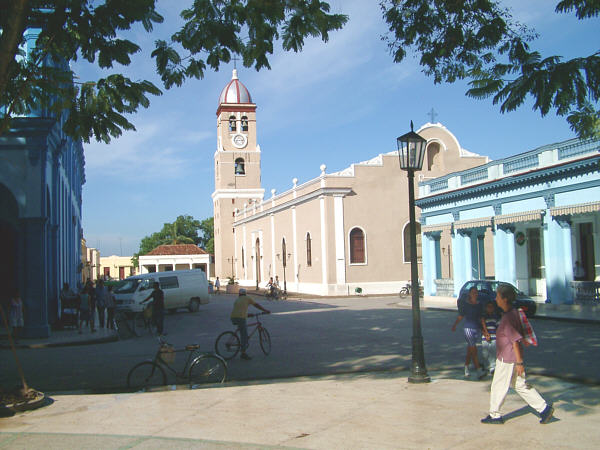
[458,280,537,317]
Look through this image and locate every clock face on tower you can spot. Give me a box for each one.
[232,134,247,148]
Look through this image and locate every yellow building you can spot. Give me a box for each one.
[99,255,137,280]
[213,70,488,295]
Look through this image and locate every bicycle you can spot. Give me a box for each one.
[266,287,287,301]
[134,304,156,336]
[127,337,227,391]
[399,282,424,298]
[114,310,137,339]
[215,312,271,360]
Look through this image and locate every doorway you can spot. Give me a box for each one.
[0,184,19,306]
[579,222,596,281]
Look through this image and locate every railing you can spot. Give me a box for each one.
[571,281,600,304]
[558,140,599,160]
[429,179,448,192]
[503,154,539,174]
[460,167,488,185]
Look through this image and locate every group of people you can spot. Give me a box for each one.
[266,276,281,297]
[452,284,554,425]
[60,280,117,334]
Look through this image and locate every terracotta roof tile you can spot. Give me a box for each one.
[146,244,208,256]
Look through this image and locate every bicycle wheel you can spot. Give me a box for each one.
[189,354,227,386]
[114,311,135,339]
[127,361,166,391]
[215,331,240,360]
[259,327,271,355]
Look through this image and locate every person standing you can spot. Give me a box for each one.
[9,291,24,340]
[94,279,107,328]
[215,277,221,294]
[85,279,97,332]
[481,283,554,425]
[230,288,270,360]
[573,261,585,281]
[141,282,165,336]
[106,285,116,329]
[452,286,486,379]
[78,284,92,333]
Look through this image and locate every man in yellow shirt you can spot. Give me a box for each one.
[231,288,270,360]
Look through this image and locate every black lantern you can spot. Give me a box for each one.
[397,120,430,384]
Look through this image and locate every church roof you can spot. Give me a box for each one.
[219,69,253,104]
[147,244,208,256]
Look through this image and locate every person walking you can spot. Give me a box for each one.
[78,284,92,333]
[452,286,486,379]
[481,301,500,375]
[215,277,221,294]
[94,279,108,328]
[230,288,270,360]
[85,279,97,332]
[141,282,165,336]
[481,283,554,425]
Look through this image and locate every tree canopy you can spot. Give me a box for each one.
[132,215,214,267]
[0,0,347,143]
[381,0,600,139]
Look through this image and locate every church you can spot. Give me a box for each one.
[212,70,488,295]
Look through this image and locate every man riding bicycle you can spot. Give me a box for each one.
[230,288,270,360]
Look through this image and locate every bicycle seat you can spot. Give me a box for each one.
[185,344,200,351]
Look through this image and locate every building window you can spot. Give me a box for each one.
[282,238,287,267]
[241,247,245,268]
[241,116,248,131]
[235,158,245,175]
[350,227,366,264]
[306,233,312,267]
[229,115,236,132]
[159,276,179,289]
[403,222,422,263]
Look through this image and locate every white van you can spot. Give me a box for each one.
[114,269,209,313]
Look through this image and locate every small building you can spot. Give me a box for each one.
[417,137,600,303]
[99,255,137,280]
[139,244,212,278]
[81,238,100,283]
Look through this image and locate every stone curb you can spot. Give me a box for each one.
[0,333,118,350]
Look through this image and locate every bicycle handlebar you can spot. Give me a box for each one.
[248,312,269,317]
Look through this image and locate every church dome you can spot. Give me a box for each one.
[219,69,253,104]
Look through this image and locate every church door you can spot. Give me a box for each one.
[0,184,19,306]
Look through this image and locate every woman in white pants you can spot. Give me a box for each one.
[481,283,554,425]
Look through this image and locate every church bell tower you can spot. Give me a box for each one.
[212,69,264,279]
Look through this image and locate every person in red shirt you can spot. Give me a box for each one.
[481,283,553,425]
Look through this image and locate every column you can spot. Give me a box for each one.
[494,225,517,286]
[270,214,276,278]
[319,195,328,292]
[543,215,574,304]
[292,206,299,290]
[422,233,437,295]
[21,217,51,338]
[451,230,472,296]
[333,195,346,288]
[477,233,486,279]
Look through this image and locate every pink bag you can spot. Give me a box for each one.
[518,308,538,346]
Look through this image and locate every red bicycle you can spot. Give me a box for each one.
[214,312,271,360]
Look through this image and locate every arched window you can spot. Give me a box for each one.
[403,222,422,263]
[241,247,245,268]
[229,115,236,132]
[306,233,312,267]
[235,158,245,175]
[349,227,366,264]
[282,238,287,268]
[241,116,248,132]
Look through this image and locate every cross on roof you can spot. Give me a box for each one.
[428,108,438,123]
[232,55,240,69]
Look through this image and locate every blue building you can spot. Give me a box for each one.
[417,136,599,304]
[0,30,85,337]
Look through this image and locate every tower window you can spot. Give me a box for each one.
[229,115,236,132]
[241,116,248,132]
[235,158,245,175]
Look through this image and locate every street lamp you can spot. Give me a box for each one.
[397,120,430,384]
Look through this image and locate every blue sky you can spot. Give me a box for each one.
[78,0,599,257]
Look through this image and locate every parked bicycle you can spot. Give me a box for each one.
[127,337,227,391]
[113,310,137,339]
[215,312,271,360]
[399,282,424,298]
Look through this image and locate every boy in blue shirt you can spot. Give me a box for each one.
[481,301,500,375]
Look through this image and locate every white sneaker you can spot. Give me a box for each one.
[464,365,470,377]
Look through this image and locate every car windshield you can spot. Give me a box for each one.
[139,278,154,291]
[114,279,140,294]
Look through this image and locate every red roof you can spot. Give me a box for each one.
[146,244,208,256]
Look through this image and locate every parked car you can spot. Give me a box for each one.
[114,269,209,313]
[458,280,537,317]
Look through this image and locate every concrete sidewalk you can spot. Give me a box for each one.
[1,370,599,449]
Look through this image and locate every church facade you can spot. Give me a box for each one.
[212,71,488,295]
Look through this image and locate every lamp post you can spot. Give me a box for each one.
[397,120,430,384]
[282,239,287,294]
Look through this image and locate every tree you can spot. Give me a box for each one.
[0,0,347,143]
[132,214,214,267]
[381,0,600,139]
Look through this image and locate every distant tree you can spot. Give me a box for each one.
[0,0,347,143]
[381,0,600,139]
[132,215,213,267]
